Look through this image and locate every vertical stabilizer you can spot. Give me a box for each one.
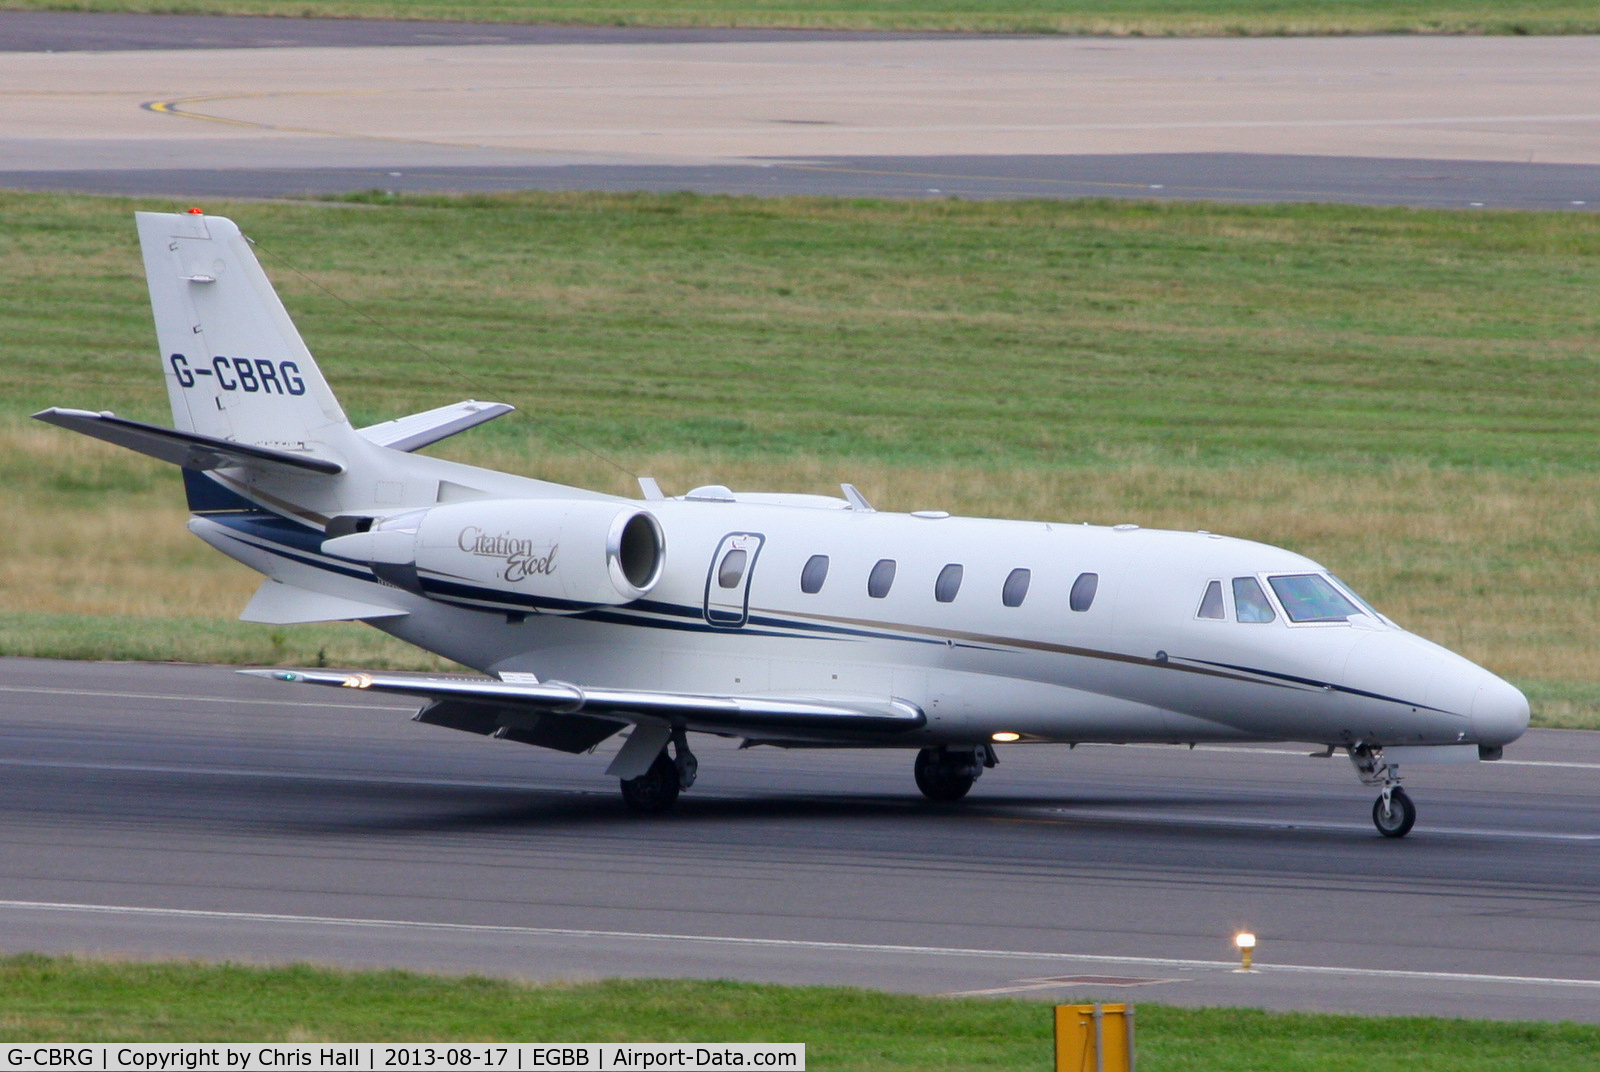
[137,211,353,454]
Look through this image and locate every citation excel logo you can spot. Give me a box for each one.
[458,526,558,582]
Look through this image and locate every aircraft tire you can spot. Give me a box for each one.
[914,748,976,803]
[621,751,681,814]
[1372,786,1416,838]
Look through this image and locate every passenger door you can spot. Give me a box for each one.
[704,532,764,628]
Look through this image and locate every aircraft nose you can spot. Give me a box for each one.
[1472,673,1530,747]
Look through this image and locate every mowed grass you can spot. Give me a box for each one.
[5,0,1600,36]
[2,955,1598,1071]
[2,190,1599,724]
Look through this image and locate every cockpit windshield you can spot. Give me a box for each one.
[1268,574,1360,623]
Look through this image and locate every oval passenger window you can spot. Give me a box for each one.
[867,559,896,599]
[1002,568,1031,608]
[1069,572,1098,612]
[800,554,829,594]
[717,549,748,589]
[935,563,963,603]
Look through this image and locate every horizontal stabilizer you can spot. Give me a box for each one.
[240,579,407,624]
[357,400,514,453]
[32,408,343,475]
[242,668,925,738]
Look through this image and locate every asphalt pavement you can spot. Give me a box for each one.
[4,14,1598,207]
[2,657,1597,1023]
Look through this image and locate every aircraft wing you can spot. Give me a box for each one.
[32,408,343,475]
[240,668,926,743]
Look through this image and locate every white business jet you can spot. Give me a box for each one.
[35,211,1529,837]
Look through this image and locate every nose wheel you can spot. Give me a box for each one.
[1350,744,1417,838]
[1372,786,1416,838]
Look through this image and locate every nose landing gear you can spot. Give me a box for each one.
[1350,744,1416,838]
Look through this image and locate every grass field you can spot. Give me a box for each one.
[6,0,1600,36]
[2,189,1598,725]
[2,955,1598,1070]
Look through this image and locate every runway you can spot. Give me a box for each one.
[4,13,1600,207]
[2,656,1598,1022]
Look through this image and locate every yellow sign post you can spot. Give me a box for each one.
[1055,1003,1134,1072]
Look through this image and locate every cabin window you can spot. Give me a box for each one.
[1233,576,1276,623]
[1269,573,1360,623]
[935,563,964,603]
[800,554,829,594]
[1069,572,1098,612]
[867,559,897,599]
[1002,568,1031,608]
[717,549,749,589]
[1197,580,1225,620]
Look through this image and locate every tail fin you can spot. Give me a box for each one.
[137,210,354,453]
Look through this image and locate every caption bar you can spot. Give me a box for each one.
[4,1046,803,1072]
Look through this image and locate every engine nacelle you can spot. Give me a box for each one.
[323,498,665,609]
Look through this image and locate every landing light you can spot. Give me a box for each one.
[991,732,1021,743]
[1234,932,1257,973]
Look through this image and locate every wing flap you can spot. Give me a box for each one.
[241,668,925,738]
[32,408,343,475]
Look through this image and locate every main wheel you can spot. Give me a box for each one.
[914,748,977,803]
[621,751,681,814]
[1372,786,1416,838]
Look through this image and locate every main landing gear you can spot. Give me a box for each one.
[620,727,697,815]
[913,745,996,803]
[1350,744,1416,838]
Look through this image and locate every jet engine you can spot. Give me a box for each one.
[322,498,664,609]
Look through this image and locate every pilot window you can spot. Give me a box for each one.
[935,563,963,603]
[1232,576,1276,623]
[717,549,749,589]
[1002,567,1031,608]
[1269,574,1360,623]
[1197,580,1225,620]
[1069,572,1098,612]
[868,559,897,599]
[800,554,829,594]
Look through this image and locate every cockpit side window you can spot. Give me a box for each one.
[1232,576,1276,623]
[1197,580,1225,620]
[1269,574,1361,623]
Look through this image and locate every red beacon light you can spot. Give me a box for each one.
[187,207,204,214]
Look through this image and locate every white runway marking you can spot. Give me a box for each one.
[1032,808,1600,842]
[4,898,1600,991]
